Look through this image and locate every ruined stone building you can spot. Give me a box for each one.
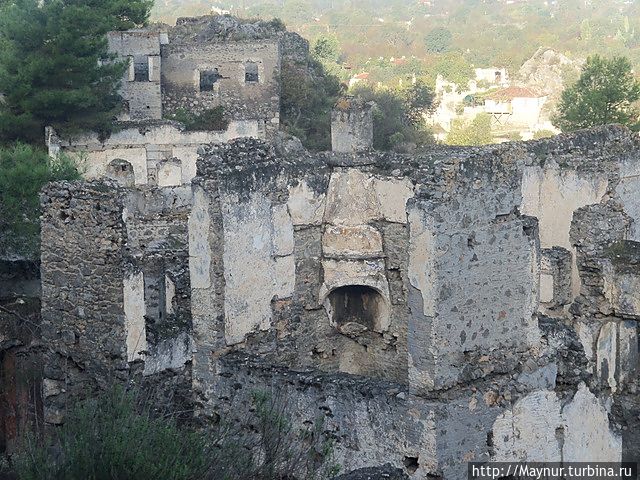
[32,97,640,477]
[46,16,294,187]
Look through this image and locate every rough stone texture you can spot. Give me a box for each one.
[331,100,375,153]
[332,464,409,480]
[35,125,640,478]
[40,181,129,424]
[40,181,193,424]
[540,247,572,311]
[161,40,280,126]
[107,31,163,120]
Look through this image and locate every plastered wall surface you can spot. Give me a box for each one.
[38,126,640,478]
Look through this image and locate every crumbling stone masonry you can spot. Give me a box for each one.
[46,16,299,187]
[331,98,375,153]
[38,125,640,478]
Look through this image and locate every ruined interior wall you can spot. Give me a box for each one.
[47,121,263,186]
[192,141,417,388]
[520,126,640,302]
[209,353,437,477]
[408,149,540,393]
[40,181,128,424]
[39,181,195,424]
[36,127,640,476]
[122,187,193,376]
[161,40,280,127]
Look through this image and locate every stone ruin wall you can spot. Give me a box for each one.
[46,120,265,188]
[331,101,375,153]
[107,30,163,120]
[45,18,287,191]
[40,182,194,424]
[161,40,280,129]
[37,126,640,478]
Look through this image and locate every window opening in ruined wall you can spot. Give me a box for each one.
[245,62,259,83]
[328,285,384,333]
[133,55,150,82]
[200,69,222,92]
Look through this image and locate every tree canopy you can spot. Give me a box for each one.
[424,27,452,54]
[352,82,436,151]
[446,113,493,146]
[554,55,640,132]
[0,0,153,145]
[0,143,79,258]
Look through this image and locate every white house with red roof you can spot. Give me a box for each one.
[484,86,547,129]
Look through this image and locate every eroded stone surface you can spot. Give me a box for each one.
[34,126,640,478]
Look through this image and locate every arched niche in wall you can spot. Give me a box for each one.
[324,284,390,337]
[105,158,135,187]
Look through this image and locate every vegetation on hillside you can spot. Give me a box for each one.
[167,106,230,131]
[445,113,493,146]
[554,55,640,132]
[352,80,436,151]
[151,0,640,91]
[280,54,343,151]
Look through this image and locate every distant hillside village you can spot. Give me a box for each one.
[347,47,580,143]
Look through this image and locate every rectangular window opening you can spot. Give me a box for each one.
[245,62,259,83]
[134,56,150,82]
[200,69,220,92]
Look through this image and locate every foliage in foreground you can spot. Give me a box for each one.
[12,387,338,480]
[280,56,343,151]
[554,55,640,132]
[0,143,80,259]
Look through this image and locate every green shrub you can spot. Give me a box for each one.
[0,143,80,259]
[532,129,556,139]
[280,58,343,151]
[168,107,229,132]
[445,113,494,146]
[352,84,436,151]
[13,387,208,480]
[12,387,338,480]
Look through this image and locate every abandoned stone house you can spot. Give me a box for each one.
[30,99,640,478]
[46,16,291,188]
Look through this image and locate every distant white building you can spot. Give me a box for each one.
[211,6,230,15]
[484,86,547,130]
[474,67,509,86]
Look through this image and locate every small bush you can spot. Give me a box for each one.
[0,143,80,258]
[13,387,209,480]
[168,107,229,132]
[12,387,338,480]
[532,129,556,139]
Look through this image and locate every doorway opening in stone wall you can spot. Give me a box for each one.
[327,285,385,336]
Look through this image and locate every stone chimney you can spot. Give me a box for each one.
[331,97,375,152]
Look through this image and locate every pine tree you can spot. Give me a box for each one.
[0,0,153,145]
